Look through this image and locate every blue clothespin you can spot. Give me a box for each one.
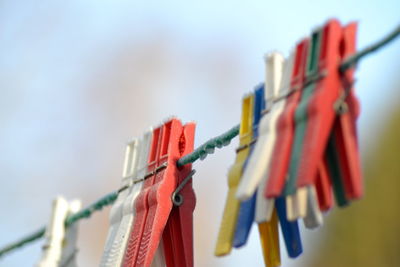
[275,197,303,258]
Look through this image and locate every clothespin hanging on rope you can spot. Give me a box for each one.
[255,52,289,267]
[100,139,140,267]
[214,94,254,256]
[233,88,259,248]
[282,26,324,228]
[253,52,285,224]
[59,200,82,267]
[123,118,196,267]
[37,196,82,267]
[325,22,363,207]
[162,123,196,267]
[263,38,309,258]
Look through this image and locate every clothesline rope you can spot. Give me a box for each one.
[1,22,399,260]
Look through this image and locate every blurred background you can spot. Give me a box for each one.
[0,0,399,266]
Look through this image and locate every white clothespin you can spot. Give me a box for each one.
[37,197,69,267]
[236,52,284,203]
[255,52,295,223]
[302,185,323,229]
[37,197,82,267]
[100,138,140,267]
[60,200,82,267]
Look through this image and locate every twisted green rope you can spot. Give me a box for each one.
[177,125,240,166]
[1,22,399,260]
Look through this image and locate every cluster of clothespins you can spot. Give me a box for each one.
[23,17,372,267]
[214,19,363,266]
[36,119,197,267]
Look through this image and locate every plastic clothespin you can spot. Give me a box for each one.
[123,127,161,267]
[329,22,363,202]
[314,160,333,212]
[275,197,303,258]
[233,86,262,248]
[37,197,82,267]
[294,19,348,191]
[59,200,82,267]
[109,131,161,267]
[255,52,292,224]
[100,139,140,267]
[123,118,194,267]
[264,39,309,200]
[258,209,280,267]
[162,122,196,267]
[237,53,285,201]
[250,86,281,266]
[37,197,69,267]
[214,94,254,256]
[282,27,325,226]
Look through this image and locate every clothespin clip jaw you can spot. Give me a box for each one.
[214,94,253,257]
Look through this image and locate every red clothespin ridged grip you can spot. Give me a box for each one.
[296,19,344,188]
[332,22,363,200]
[162,123,196,267]
[264,38,309,198]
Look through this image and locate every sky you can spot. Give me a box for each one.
[0,0,399,266]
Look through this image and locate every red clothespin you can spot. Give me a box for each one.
[314,160,333,212]
[331,22,363,201]
[295,20,363,204]
[162,123,196,267]
[295,19,345,189]
[123,118,195,267]
[264,38,309,199]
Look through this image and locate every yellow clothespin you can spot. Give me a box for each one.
[214,94,254,256]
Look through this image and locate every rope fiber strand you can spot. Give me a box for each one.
[0,22,399,260]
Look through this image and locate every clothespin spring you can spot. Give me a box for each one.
[172,170,196,206]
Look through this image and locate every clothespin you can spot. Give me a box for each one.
[232,86,262,248]
[294,20,352,193]
[214,94,254,256]
[123,118,195,267]
[37,197,82,267]
[275,197,303,258]
[329,22,363,202]
[236,53,284,201]
[283,27,325,227]
[162,123,196,267]
[264,39,309,200]
[256,52,290,267]
[314,160,333,212]
[105,131,156,267]
[37,197,69,267]
[59,200,82,267]
[255,52,288,224]
[100,139,140,267]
